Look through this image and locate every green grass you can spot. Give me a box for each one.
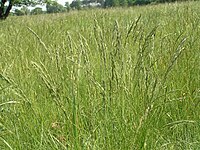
[1,1,200,149]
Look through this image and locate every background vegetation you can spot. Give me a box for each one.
[1,1,200,149]
[10,0,200,16]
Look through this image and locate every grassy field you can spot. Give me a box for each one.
[0,1,200,149]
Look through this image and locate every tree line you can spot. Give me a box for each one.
[71,0,190,8]
[13,1,69,16]
[103,0,189,7]
[0,0,193,19]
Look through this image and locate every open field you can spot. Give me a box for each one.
[0,1,200,149]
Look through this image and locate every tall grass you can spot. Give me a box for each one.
[1,1,200,149]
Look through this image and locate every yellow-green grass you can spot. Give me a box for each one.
[0,1,200,149]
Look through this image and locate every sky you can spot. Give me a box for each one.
[57,0,73,5]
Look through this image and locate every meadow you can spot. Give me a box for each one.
[0,1,200,149]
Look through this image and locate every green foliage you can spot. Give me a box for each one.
[21,6,30,14]
[31,7,43,15]
[46,1,66,13]
[1,1,200,149]
[14,6,30,15]
[127,0,135,6]
[103,0,193,7]
[113,0,120,6]
[70,0,81,10]
[14,8,24,15]
[104,0,111,7]
[119,0,128,6]
[13,0,44,6]
[105,0,133,7]
[0,0,44,19]
[64,2,71,12]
